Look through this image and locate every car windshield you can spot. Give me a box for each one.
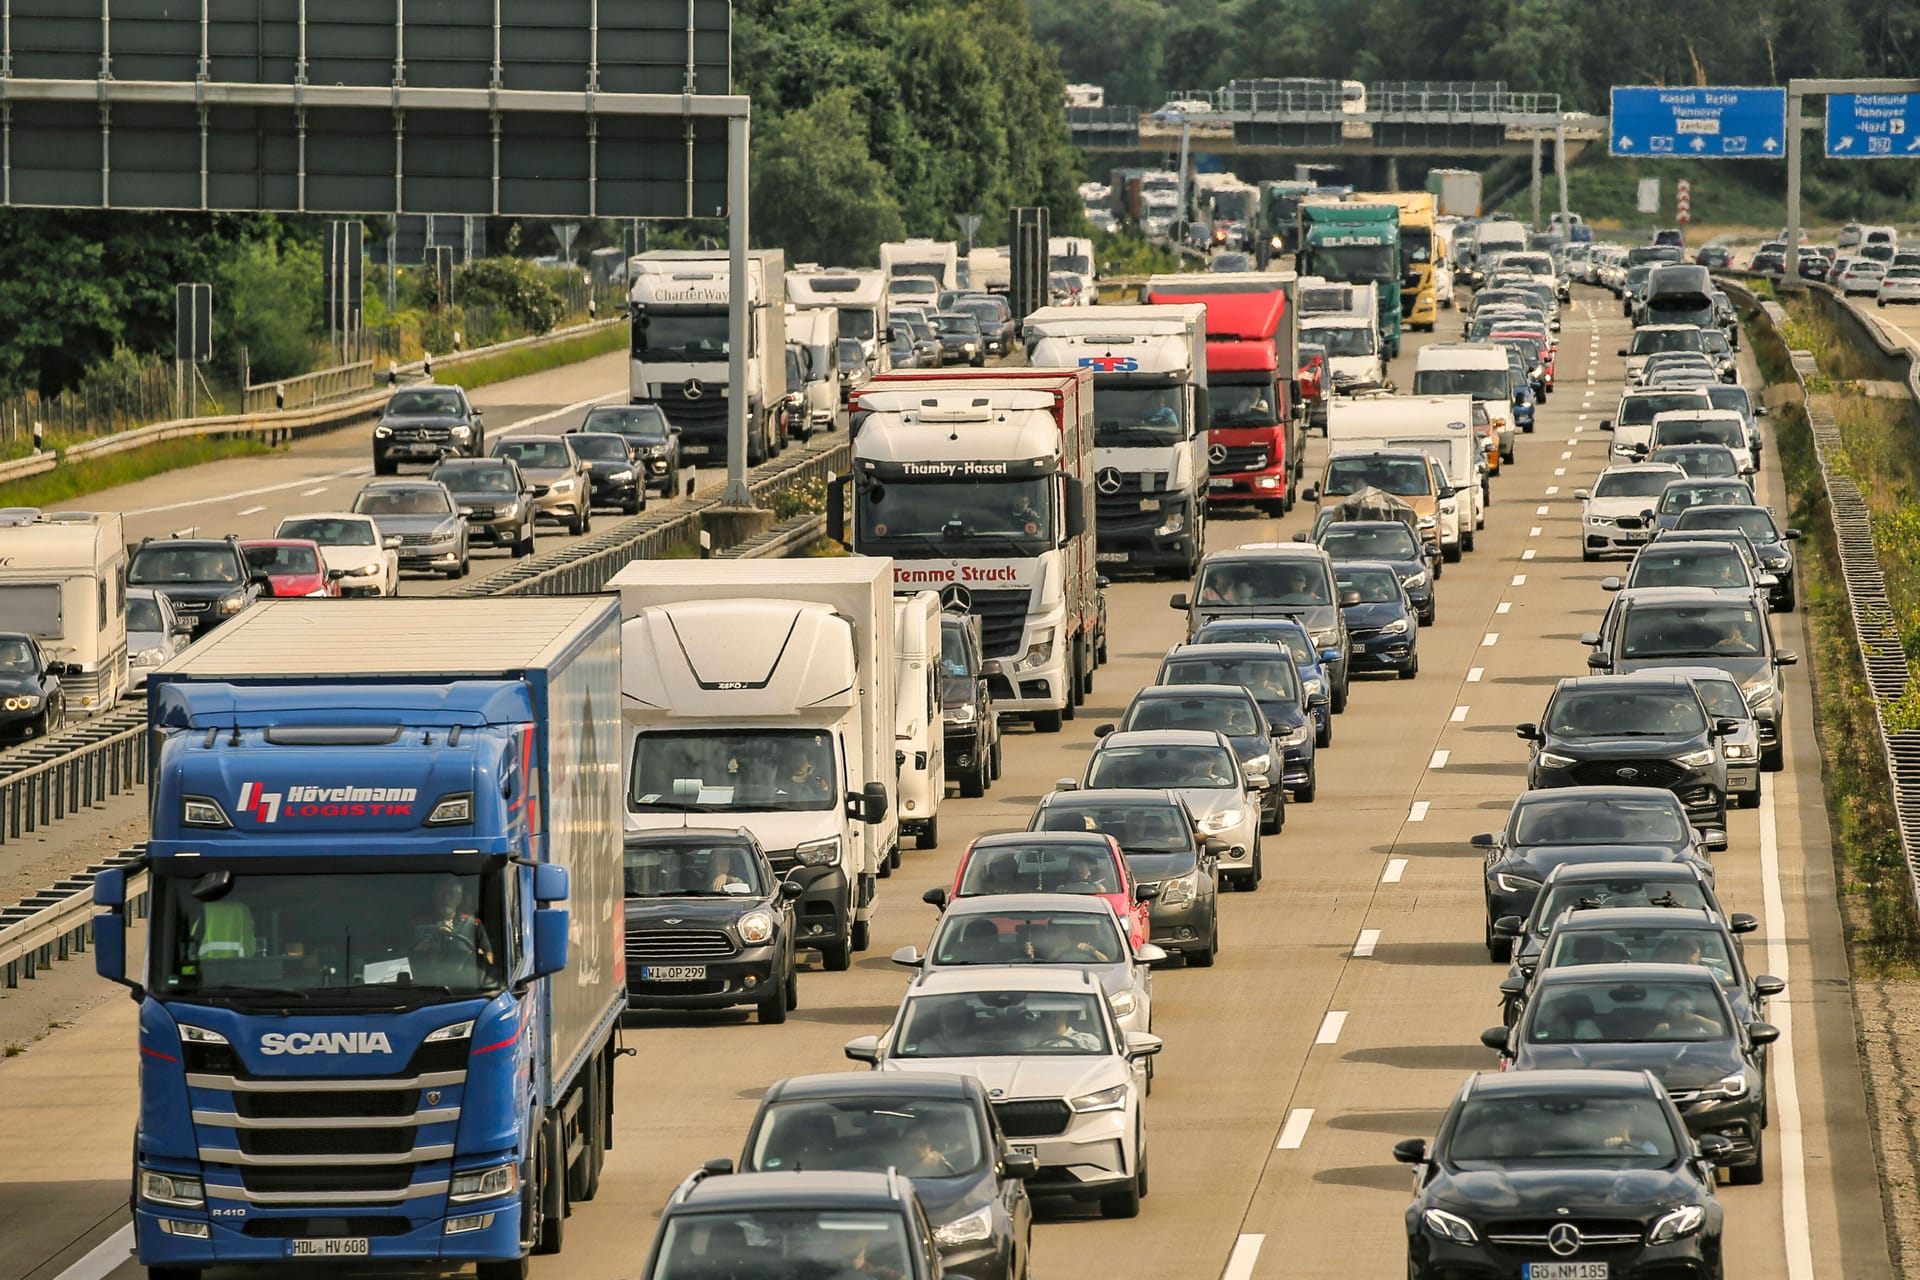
[1527,979,1732,1043]
[1196,560,1332,607]
[1650,448,1738,478]
[1122,694,1261,736]
[152,869,504,999]
[1536,877,1710,926]
[1511,794,1687,846]
[1546,688,1708,737]
[1337,565,1402,604]
[1310,325,1376,358]
[622,840,767,898]
[837,338,866,370]
[1446,1095,1679,1167]
[1627,548,1747,589]
[650,1211,914,1280]
[436,465,518,494]
[895,990,1111,1058]
[582,406,670,440]
[930,908,1129,965]
[1620,604,1765,659]
[1089,743,1240,789]
[1704,386,1753,420]
[750,1098,985,1177]
[957,842,1121,895]
[1618,393,1711,427]
[1093,385,1187,448]
[567,434,631,461]
[127,596,164,632]
[1654,422,1744,451]
[1592,471,1676,499]
[1162,654,1301,704]
[629,730,837,813]
[129,546,240,584]
[933,313,980,335]
[857,478,1053,549]
[1547,928,1737,985]
[1324,456,1431,496]
[1687,677,1749,719]
[0,638,36,671]
[1632,330,1706,354]
[1322,525,1420,561]
[385,388,465,417]
[243,544,319,575]
[1412,368,1509,400]
[494,440,570,470]
[1192,622,1314,662]
[279,518,376,547]
[353,487,451,517]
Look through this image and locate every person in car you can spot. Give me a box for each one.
[916,1001,980,1056]
[1061,850,1113,894]
[1029,921,1117,964]
[1034,1006,1101,1052]
[1650,994,1721,1039]
[707,849,753,894]
[1535,992,1603,1042]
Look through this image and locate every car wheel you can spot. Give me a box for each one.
[1100,1153,1143,1218]
[819,937,852,972]
[915,815,939,851]
[851,919,871,953]
[1316,712,1332,748]
[1294,767,1316,804]
[1261,799,1282,835]
[990,734,1004,779]
[1400,653,1419,680]
[1033,708,1064,733]
[1486,918,1512,962]
[756,974,789,1025]
[515,528,536,557]
[1442,542,1462,564]
[1331,677,1349,715]
[1463,528,1475,552]
[569,509,587,537]
[1581,546,1599,562]
[785,962,799,1011]
[1761,743,1784,773]
[960,754,986,799]
[625,492,644,515]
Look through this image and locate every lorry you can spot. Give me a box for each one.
[785,305,842,436]
[1425,169,1483,218]
[610,559,898,973]
[838,368,1098,734]
[1024,304,1210,578]
[893,590,946,849]
[880,240,960,293]
[1047,236,1097,292]
[787,267,890,375]
[1326,393,1484,556]
[1354,192,1438,331]
[967,246,1012,294]
[1144,273,1303,516]
[0,508,128,713]
[1202,182,1263,253]
[629,248,787,468]
[1297,201,1403,358]
[1262,180,1319,260]
[94,597,625,1279]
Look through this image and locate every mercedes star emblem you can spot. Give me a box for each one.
[1616,767,1641,781]
[1547,1223,1582,1257]
[941,584,972,613]
[1208,443,1228,465]
[682,378,704,399]
[1096,467,1123,495]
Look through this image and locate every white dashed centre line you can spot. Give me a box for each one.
[1529,527,1543,537]
[1553,467,1566,476]
[1535,505,1549,515]
[1496,602,1512,614]
[1315,1012,1348,1045]
[1222,1234,1265,1280]
[1429,750,1450,770]
[1512,574,1527,586]
[1383,857,1409,883]
[1353,929,1380,958]
[1481,632,1499,646]
[1451,704,1469,722]
[1408,801,1431,823]
[1545,486,1559,496]
[1276,1109,1315,1150]
[1522,548,1537,561]
[1467,666,1484,682]
[1560,451,1573,459]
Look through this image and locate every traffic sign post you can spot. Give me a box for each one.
[1826,93,1920,157]
[1609,86,1787,158]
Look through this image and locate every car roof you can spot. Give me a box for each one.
[1131,683,1254,701]
[501,433,569,445]
[673,1168,913,1213]
[1631,664,1747,686]
[907,966,1102,995]
[1165,644,1299,662]
[763,1071,981,1104]
[969,830,1116,852]
[1219,544,1333,563]
[1322,520,1415,534]
[940,892,1127,919]
[1462,1068,1658,1100]
[1038,787,1186,809]
[1548,907,1720,932]
[1554,672,1699,692]
[1095,728,1230,748]
[237,538,316,548]
[136,537,237,550]
[1531,960,1729,987]
[358,479,447,491]
[1542,859,1705,883]
[1612,586,1756,606]
[1597,463,1687,478]
[280,511,374,524]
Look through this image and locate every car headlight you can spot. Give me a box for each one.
[2,693,42,711]
[794,837,840,867]
[945,702,977,724]
[1587,514,1612,526]
[1198,809,1244,834]
[140,1170,206,1209]
[550,477,576,493]
[1401,571,1429,588]
[1494,872,1542,894]
[1676,748,1718,767]
[1071,1084,1130,1113]
[219,593,248,615]
[1536,751,1577,769]
[1279,725,1312,749]
[1157,874,1197,907]
[132,647,167,667]
[1108,990,1138,1020]
[1015,628,1056,672]
[1648,1204,1707,1244]
[349,562,382,577]
[1417,516,1436,530]
[932,1205,995,1248]
[609,470,635,483]
[374,425,393,438]
[449,1162,519,1204]
[737,910,775,945]
[1311,629,1340,650]
[1743,683,1777,710]
[450,425,472,439]
[1380,618,1410,636]
[497,502,519,518]
[1725,742,1756,760]
[1303,677,1324,698]
[1716,1071,1749,1099]
[1423,1208,1478,1244]
[433,527,458,543]
[647,442,670,456]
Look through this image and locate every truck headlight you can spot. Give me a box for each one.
[1015,628,1056,672]
[737,910,775,945]
[1156,510,1187,536]
[933,1206,995,1247]
[140,1170,206,1209]
[449,1162,520,1204]
[794,837,841,867]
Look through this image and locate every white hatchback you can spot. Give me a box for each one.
[274,512,400,598]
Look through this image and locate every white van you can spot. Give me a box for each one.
[1301,309,1383,394]
[0,509,128,712]
[1861,226,1898,263]
[894,590,945,850]
[1411,342,1519,462]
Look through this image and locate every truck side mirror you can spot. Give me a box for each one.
[857,781,889,824]
[532,907,570,977]
[91,869,142,998]
[533,863,570,903]
[827,475,849,545]
[1064,483,1086,538]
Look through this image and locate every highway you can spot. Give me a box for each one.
[0,290,1891,1280]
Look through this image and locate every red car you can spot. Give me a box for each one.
[925,831,1154,950]
[240,538,339,598]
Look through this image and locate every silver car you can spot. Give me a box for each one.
[1641,666,1763,809]
[1067,728,1263,889]
[490,434,593,536]
[126,587,191,689]
[349,480,470,579]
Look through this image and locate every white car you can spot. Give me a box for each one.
[1151,98,1212,123]
[1877,265,1920,306]
[126,587,191,689]
[274,512,400,598]
[844,967,1160,1219]
[1835,257,1885,296]
[1576,463,1686,561]
[1433,259,1456,309]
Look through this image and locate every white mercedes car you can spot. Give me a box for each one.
[1575,463,1685,562]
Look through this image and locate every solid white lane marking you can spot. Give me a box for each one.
[1467,667,1484,682]
[1276,1109,1315,1149]
[171,526,194,537]
[1353,929,1380,958]
[300,486,327,496]
[1383,857,1408,882]
[1759,788,1814,1280]
[1522,548,1537,561]
[1223,1234,1265,1280]
[1529,526,1543,536]
[1429,749,1450,769]
[237,505,265,516]
[1481,633,1499,646]
[1497,602,1512,614]
[1450,704,1469,722]
[1316,1012,1348,1044]
[51,1225,133,1280]
[1512,574,1527,586]
[1408,801,1430,822]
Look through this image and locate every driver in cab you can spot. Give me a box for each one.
[412,876,494,970]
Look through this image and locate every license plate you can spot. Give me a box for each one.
[1525,1265,1606,1280]
[1209,477,1234,488]
[1096,552,1128,563]
[641,964,707,981]
[292,1239,369,1257]
[1624,530,1649,541]
[1009,1144,1038,1159]
[680,445,710,457]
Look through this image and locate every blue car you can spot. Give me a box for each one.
[1157,642,1319,803]
[1192,616,1338,747]
[1315,520,1435,626]
[1334,561,1419,679]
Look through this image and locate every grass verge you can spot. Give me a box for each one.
[437,324,626,393]
[0,435,269,510]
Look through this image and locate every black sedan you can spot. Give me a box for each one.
[578,403,683,496]
[1520,675,1733,827]
[564,429,647,514]
[1484,964,1776,1184]
[930,311,988,367]
[1397,1069,1726,1280]
[1102,684,1284,833]
[621,828,802,1024]
[0,633,72,744]
[1333,561,1419,678]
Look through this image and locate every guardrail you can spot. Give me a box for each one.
[244,360,376,414]
[1722,276,1920,924]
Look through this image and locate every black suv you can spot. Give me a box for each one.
[644,1167,944,1280]
[1520,675,1733,826]
[729,1072,1035,1280]
[372,383,483,473]
[1671,504,1802,612]
[622,828,802,1025]
[126,535,266,634]
[430,457,537,558]
[1396,1070,1726,1279]
[0,633,74,743]
[578,404,683,496]
[563,429,647,514]
[939,610,1000,799]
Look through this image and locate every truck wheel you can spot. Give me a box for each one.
[851,919,872,953]
[916,815,939,850]
[535,1122,566,1255]
[749,425,768,467]
[819,937,852,971]
[571,1056,606,1202]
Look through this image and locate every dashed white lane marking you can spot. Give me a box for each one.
[1451,704,1469,722]
[1429,750,1450,769]
[1545,486,1559,496]
[1578,413,1589,420]
[1467,666,1484,682]
[1561,451,1573,459]
[1481,633,1499,647]
[1535,504,1549,515]
[237,505,265,516]
[1522,549,1537,561]
[1316,1012,1348,1045]
[1554,467,1566,476]
[1512,574,1527,586]
[1497,602,1512,614]
[1276,1109,1315,1149]
[1408,801,1431,823]
[1353,929,1380,958]
[1383,857,1409,882]
[1222,1234,1265,1280]
[300,486,328,496]
[1529,526,1543,536]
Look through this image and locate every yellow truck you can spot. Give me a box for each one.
[1352,192,1438,332]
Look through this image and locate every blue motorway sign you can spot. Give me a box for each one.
[1826,93,1920,157]
[1609,86,1787,158]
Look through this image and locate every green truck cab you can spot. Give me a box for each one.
[1297,202,1403,358]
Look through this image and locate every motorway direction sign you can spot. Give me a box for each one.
[1826,93,1920,157]
[1610,86,1786,158]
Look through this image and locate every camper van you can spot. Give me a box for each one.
[0,509,129,713]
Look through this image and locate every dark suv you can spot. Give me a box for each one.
[1396,1070,1726,1279]
[126,535,266,634]
[1520,675,1733,826]
[622,828,802,1025]
[939,610,1000,798]
[372,383,483,473]
[430,457,537,558]
[730,1072,1035,1280]
[578,403,683,496]
[644,1167,944,1280]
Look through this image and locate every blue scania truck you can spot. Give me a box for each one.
[92,597,625,1279]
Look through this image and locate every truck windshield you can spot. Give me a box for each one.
[1212,377,1279,426]
[839,308,877,343]
[858,478,1053,552]
[635,311,730,360]
[1308,244,1397,282]
[1401,226,1433,266]
[1050,253,1093,276]
[1094,386,1186,447]
[153,869,505,1001]
[630,730,838,813]
[1310,326,1375,358]
[1412,369,1508,400]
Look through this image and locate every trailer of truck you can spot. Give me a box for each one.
[0,508,128,712]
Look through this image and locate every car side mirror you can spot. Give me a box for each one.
[1291,531,1309,543]
[1494,915,1524,937]
[1134,882,1161,902]
[1587,652,1612,671]
[890,945,923,968]
[1729,912,1759,935]
[1169,593,1190,611]
[1758,574,1779,588]
[1617,347,1629,356]
[1301,485,1318,501]
[170,621,196,636]
[325,567,349,581]
[1515,723,1542,742]
[1695,826,1729,853]
[1123,1031,1163,1059]
[1574,488,1591,501]
[1001,1152,1039,1180]
[1135,943,1169,964]
[1754,975,1786,998]
[1774,650,1799,667]
[1479,1026,1510,1052]
[1498,973,1529,996]
[1579,632,1600,647]
[1784,528,1802,540]
[1699,1133,1735,1162]
[1756,406,1771,417]
[702,1157,735,1177]
[1470,833,1496,848]
[1747,1021,1781,1046]
[1600,419,1614,431]
[922,887,950,910]
[1392,1137,1428,1165]
[384,535,403,549]
[1054,777,1079,792]
[1600,577,1622,592]
[780,880,804,900]
[1094,723,1115,738]
[1320,649,1341,664]
[1339,589,1363,608]
[844,1035,881,1065]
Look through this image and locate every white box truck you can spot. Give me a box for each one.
[1326,393,1485,555]
[788,266,890,374]
[893,590,945,849]
[628,248,787,467]
[880,239,960,292]
[610,558,898,972]
[0,508,128,713]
